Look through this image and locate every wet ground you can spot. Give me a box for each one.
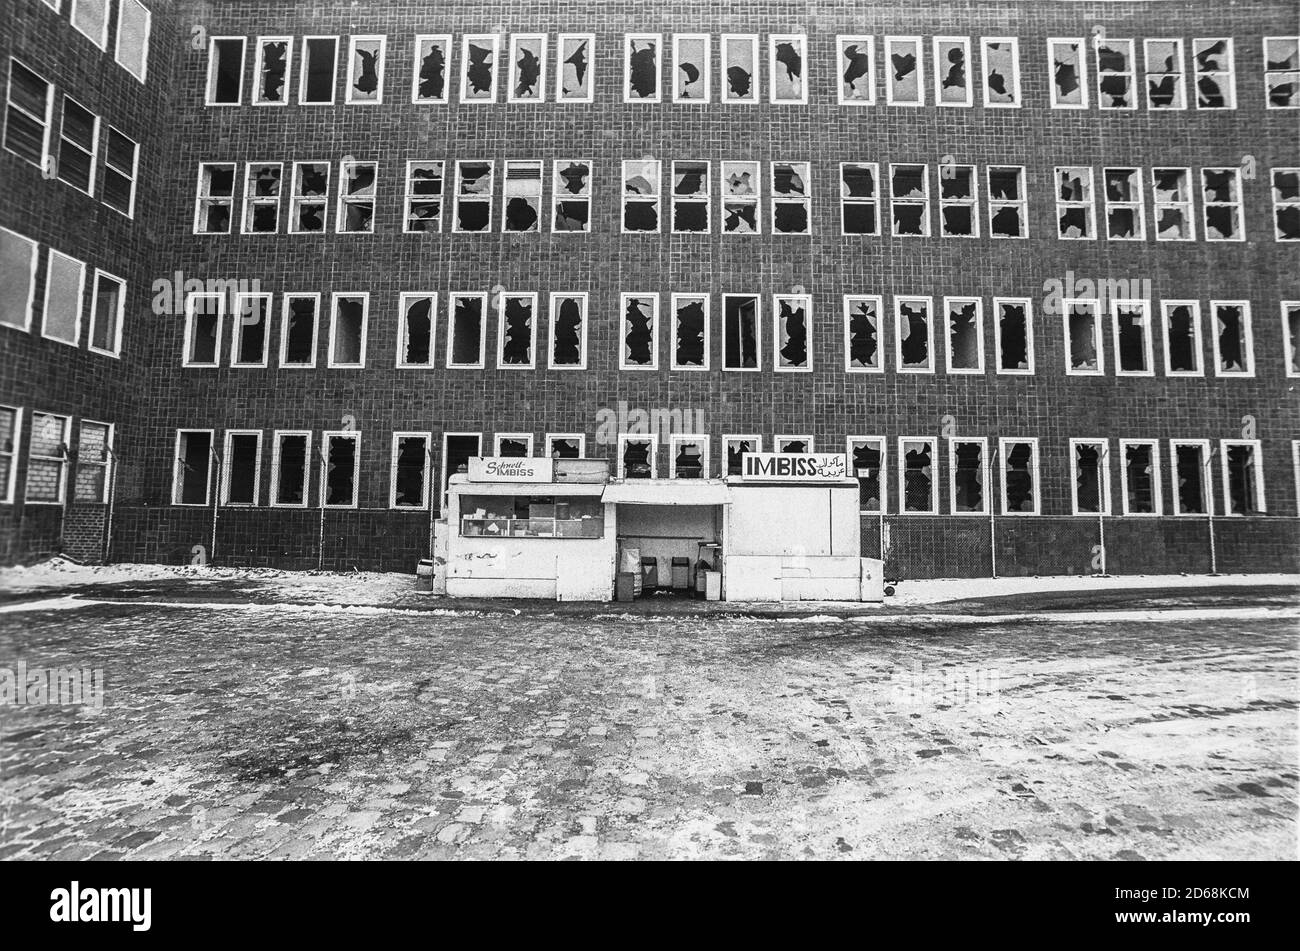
[0,593,1296,860]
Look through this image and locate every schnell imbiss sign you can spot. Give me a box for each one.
[467,457,556,483]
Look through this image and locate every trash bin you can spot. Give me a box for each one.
[670,556,690,590]
[640,556,659,591]
[694,560,710,596]
[415,558,435,593]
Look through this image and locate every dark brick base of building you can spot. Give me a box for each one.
[0,505,106,566]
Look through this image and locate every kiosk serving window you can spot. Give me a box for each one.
[460,494,603,538]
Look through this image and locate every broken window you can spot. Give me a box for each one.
[981,37,1021,106]
[57,96,97,195]
[446,293,486,368]
[441,433,482,504]
[938,163,977,237]
[402,161,442,233]
[552,160,591,233]
[884,36,924,105]
[672,161,710,233]
[723,294,760,370]
[88,269,124,355]
[1192,38,1235,108]
[774,294,811,371]
[1211,300,1253,376]
[986,166,1026,238]
[838,35,875,104]
[454,161,493,232]
[894,296,933,372]
[172,429,212,506]
[461,34,499,103]
[1143,38,1186,109]
[1055,166,1095,238]
[397,293,435,368]
[846,437,885,512]
[777,436,813,454]
[507,34,546,103]
[497,293,537,368]
[271,432,309,506]
[546,434,585,459]
[0,227,37,331]
[495,434,532,458]
[1094,37,1135,108]
[280,294,319,367]
[231,293,271,367]
[722,161,760,234]
[769,34,807,104]
[1264,37,1299,109]
[1112,300,1153,375]
[413,34,451,103]
[889,164,929,236]
[300,36,339,104]
[944,297,983,373]
[1048,38,1088,108]
[624,33,661,102]
[0,406,18,504]
[206,36,245,105]
[1171,440,1210,515]
[724,436,761,476]
[933,37,972,106]
[284,162,327,233]
[1201,167,1243,241]
[622,159,660,233]
[671,294,708,370]
[344,35,385,104]
[391,433,430,509]
[336,160,377,234]
[771,162,811,234]
[620,293,659,369]
[1120,440,1161,515]
[1102,167,1145,240]
[899,437,936,513]
[42,250,84,346]
[221,431,261,506]
[194,163,235,234]
[993,297,1033,374]
[670,435,708,479]
[1070,439,1109,515]
[114,0,151,82]
[253,36,292,105]
[502,161,542,233]
[949,438,987,514]
[673,34,710,102]
[844,295,883,372]
[328,293,367,368]
[322,432,360,508]
[4,59,52,169]
[1160,300,1203,376]
[74,419,111,503]
[101,127,137,217]
[1151,167,1195,240]
[1000,438,1039,515]
[557,34,594,102]
[549,293,587,369]
[242,162,282,234]
[1271,167,1300,241]
[840,162,879,235]
[720,34,759,102]
[619,435,656,479]
[1283,302,1300,376]
[1064,299,1103,374]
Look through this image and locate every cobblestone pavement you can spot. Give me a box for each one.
[1,599,1296,860]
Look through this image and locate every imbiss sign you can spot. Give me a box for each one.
[739,453,849,482]
[467,457,555,483]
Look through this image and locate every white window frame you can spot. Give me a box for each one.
[194,161,237,234]
[102,125,139,219]
[453,159,494,233]
[241,161,284,235]
[288,160,331,234]
[555,34,595,104]
[622,158,661,234]
[1160,299,1204,377]
[1271,167,1300,241]
[183,290,224,368]
[440,432,482,507]
[720,34,759,103]
[220,430,262,507]
[0,406,22,505]
[26,411,70,505]
[459,34,500,104]
[446,292,488,369]
[722,293,762,372]
[1264,36,1300,110]
[1192,37,1236,109]
[1110,298,1155,377]
[836,35,875,105]
[545,433,586,459]
[772,293,812,373]
[937,162,979,238]
[670,293,710,371]
[1102,166,1146,241]
[490,431,530,459]
[411,34,452,105]
[998,437,1041,516]
[1094,36,1136,110]
[252,35,293,106]
[1201,167,1245,242]
[4,58,54,170]
[335,159,378,235]
[0,226,39,332]
[390,431,432,509]
[230,291,272,368]
[114,0,152,83]
[1209,300,1254,377]
[894,295,934,373]
[327,292,369,368]
[1151,166,1197,241]
[839,161,880,236]
[770,160,812,235]
[298,36,339,106]
[396,292,437,369]
[548,292,588,370]
[279,293,320,369]
[672,33,711,104]
[980,36,1021,108]
[1119,439,1163,516]
[1063,298,1105,376]
[668,434,710,479]
[670,159,711,234]
[884,36,924,106]
[1055,165,1096,240]
[843,294,884,373]
[505,33,547,104]
[721,160,761,234]
[270,430,312,508]
[768,34,808,105]
[501,159,544,234]
[992,296,1034,375]
[775,436,815,454]
[87,267,126,358]
[171,428,214,507]
[623,33,662,103]
[846,436,887,514]
[345,34,386,105]
[947,436,989,515]
[56,94,99,196]
[1047,37,1089,109]
[1219,439,1266,515]
[402,159,443,233]
[496,291,539,370]
[1069,438,1111,516]
[1169,439,1213,517]
[898,436,939,514]
[932,36,973,107]
[320,431,362,510]
[888,162,930,237]
[987,165,1028,239]
[1143,38,1186,110]
[550,158,592,234]
[943,296,985,374]
[41,249,86,347]
[617,433,658,479]
[619,292,660,371]
[71,0,110,50]
[723,435,763,476]
[1282,301,1300,377]
[205,35,246,106]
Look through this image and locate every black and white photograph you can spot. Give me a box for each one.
[0,0,1295,928]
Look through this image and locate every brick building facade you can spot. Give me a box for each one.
[3,0,1298,577]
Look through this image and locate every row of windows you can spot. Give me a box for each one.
[162,426,1285,521]
[37,0,151,84]
[178,289,1298,380]
[3,58,141,216]
[191,158,1300,241]
[0,406,113,506]
[203,32,1300,110]
[0,226,127,356]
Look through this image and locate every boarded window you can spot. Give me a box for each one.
[447,294,485,368]
[503,161,542,232]
[392,434,428,508]
[1122,441,1159,514]
[253,37,290,105]
[1072,440,1107,515]
[890,164,929,236]
[950,439,986,513]
[620,294,658,369]
[900,438,935,513]
[723,294,759,369]
[672,295,708,369]
[1002,440,1039,514]
[329,295,367,367]
[848,438,884,512]
[174,430,212,505]
[0,228,37,331]
[398,294,435,367]
[231,293,270,367]
[207,37,245,104]
[549,294,586,368]
[1049,38,1087,107]
[625,34,661,102]
[945,297,983,372]
[454,161,493,232]
[414,35,450,103]
[622,159,660,233]
[771,162,810,234]
[281,295,318,366]
[301,37,338,104]
[42,251,85,345]
[774,294,810,370]
[895,296,932,371]
[1212,301,1252,375]
[1162,301,1202,374]
[272,433,309,506]
[885,37,923,105]
[552,160,591,233]
[223,432,260,505]
[840,163,879,235]
[461,35,499,102]
[844,295,882,371]
[404,161,442,233]
[994,298,1032,373]
[1172,442,1208,515]
[498,294,536,367]
[323,434,359,507]
[721,35,758,102]
[838,35,874,103]
[557,34,593,102]
[722,161,760,233]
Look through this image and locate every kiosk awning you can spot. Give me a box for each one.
[602,480,732,506]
